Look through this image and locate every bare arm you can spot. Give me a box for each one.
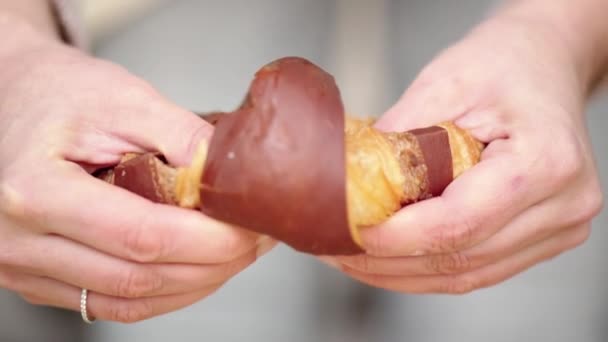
[495,0,608,92]
[0,0,61,41]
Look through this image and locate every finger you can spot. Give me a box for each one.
[255,235,279,258]
[334,199,569,276]
[10,163,259,264]
[90,285,221,323]
[373,46,516,141]
[348,151,601,270]
[4,271,220,323]
[376,80,472,132]
[0,269,81,311]
[373,55,502,133]
[88,77,213,167]
[8,233,257,298]
[359,145,555,257]
[341,224,589,294]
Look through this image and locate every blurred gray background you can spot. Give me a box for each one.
[1,0,607,341]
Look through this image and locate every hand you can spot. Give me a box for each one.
[0,31,275,322]
[321,15,603,294]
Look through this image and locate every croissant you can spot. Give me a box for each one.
[98,57,484,255]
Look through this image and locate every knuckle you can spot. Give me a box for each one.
[362,228,393,256]
[429,216,479,253]
[0,179,29,220]
[439,275,478,295]
[0,270,18,290]
[110,300,154,323]
[216,231,249,259]
[219,235,240,256]
[427,252,472,275]
[115,267,163,298]
[123,218,166,263]
[0,172,55,230]
[219,260,247,281]
[350,254,381,274]
[343,255,372,273]
[548,138,584,187]
[21,294,44,306]
[555,158,582,186]
[0,240,13,266]
[224,252,256,278]
[581,187,604,222]
[117,77,159,104]
[570,225,591,248]
[567,186,604,226]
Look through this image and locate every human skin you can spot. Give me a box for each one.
[321,0,607,294]
[0,2,275,323]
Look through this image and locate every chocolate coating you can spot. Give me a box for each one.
[409,127,453,197]
[112,153,176,204]
[200,57,360,255]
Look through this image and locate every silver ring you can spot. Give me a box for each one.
[80,289,95,324]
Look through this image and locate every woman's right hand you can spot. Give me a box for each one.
[0,16,275,323]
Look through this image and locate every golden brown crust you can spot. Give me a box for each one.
[344,119,407,245]
[343,119,484,239]
[438,122,485,178]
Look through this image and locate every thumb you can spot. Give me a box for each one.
[108,93,213,167]
[375,74,474,133]
[155,105,213,167]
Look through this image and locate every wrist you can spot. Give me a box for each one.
[461,14,585,99]
[490,0,608,94]
[0,0,62,40]
[0,12,61,61]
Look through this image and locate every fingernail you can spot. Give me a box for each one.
[256,236,277,258]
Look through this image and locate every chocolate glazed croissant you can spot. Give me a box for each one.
[97,57,484,255]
